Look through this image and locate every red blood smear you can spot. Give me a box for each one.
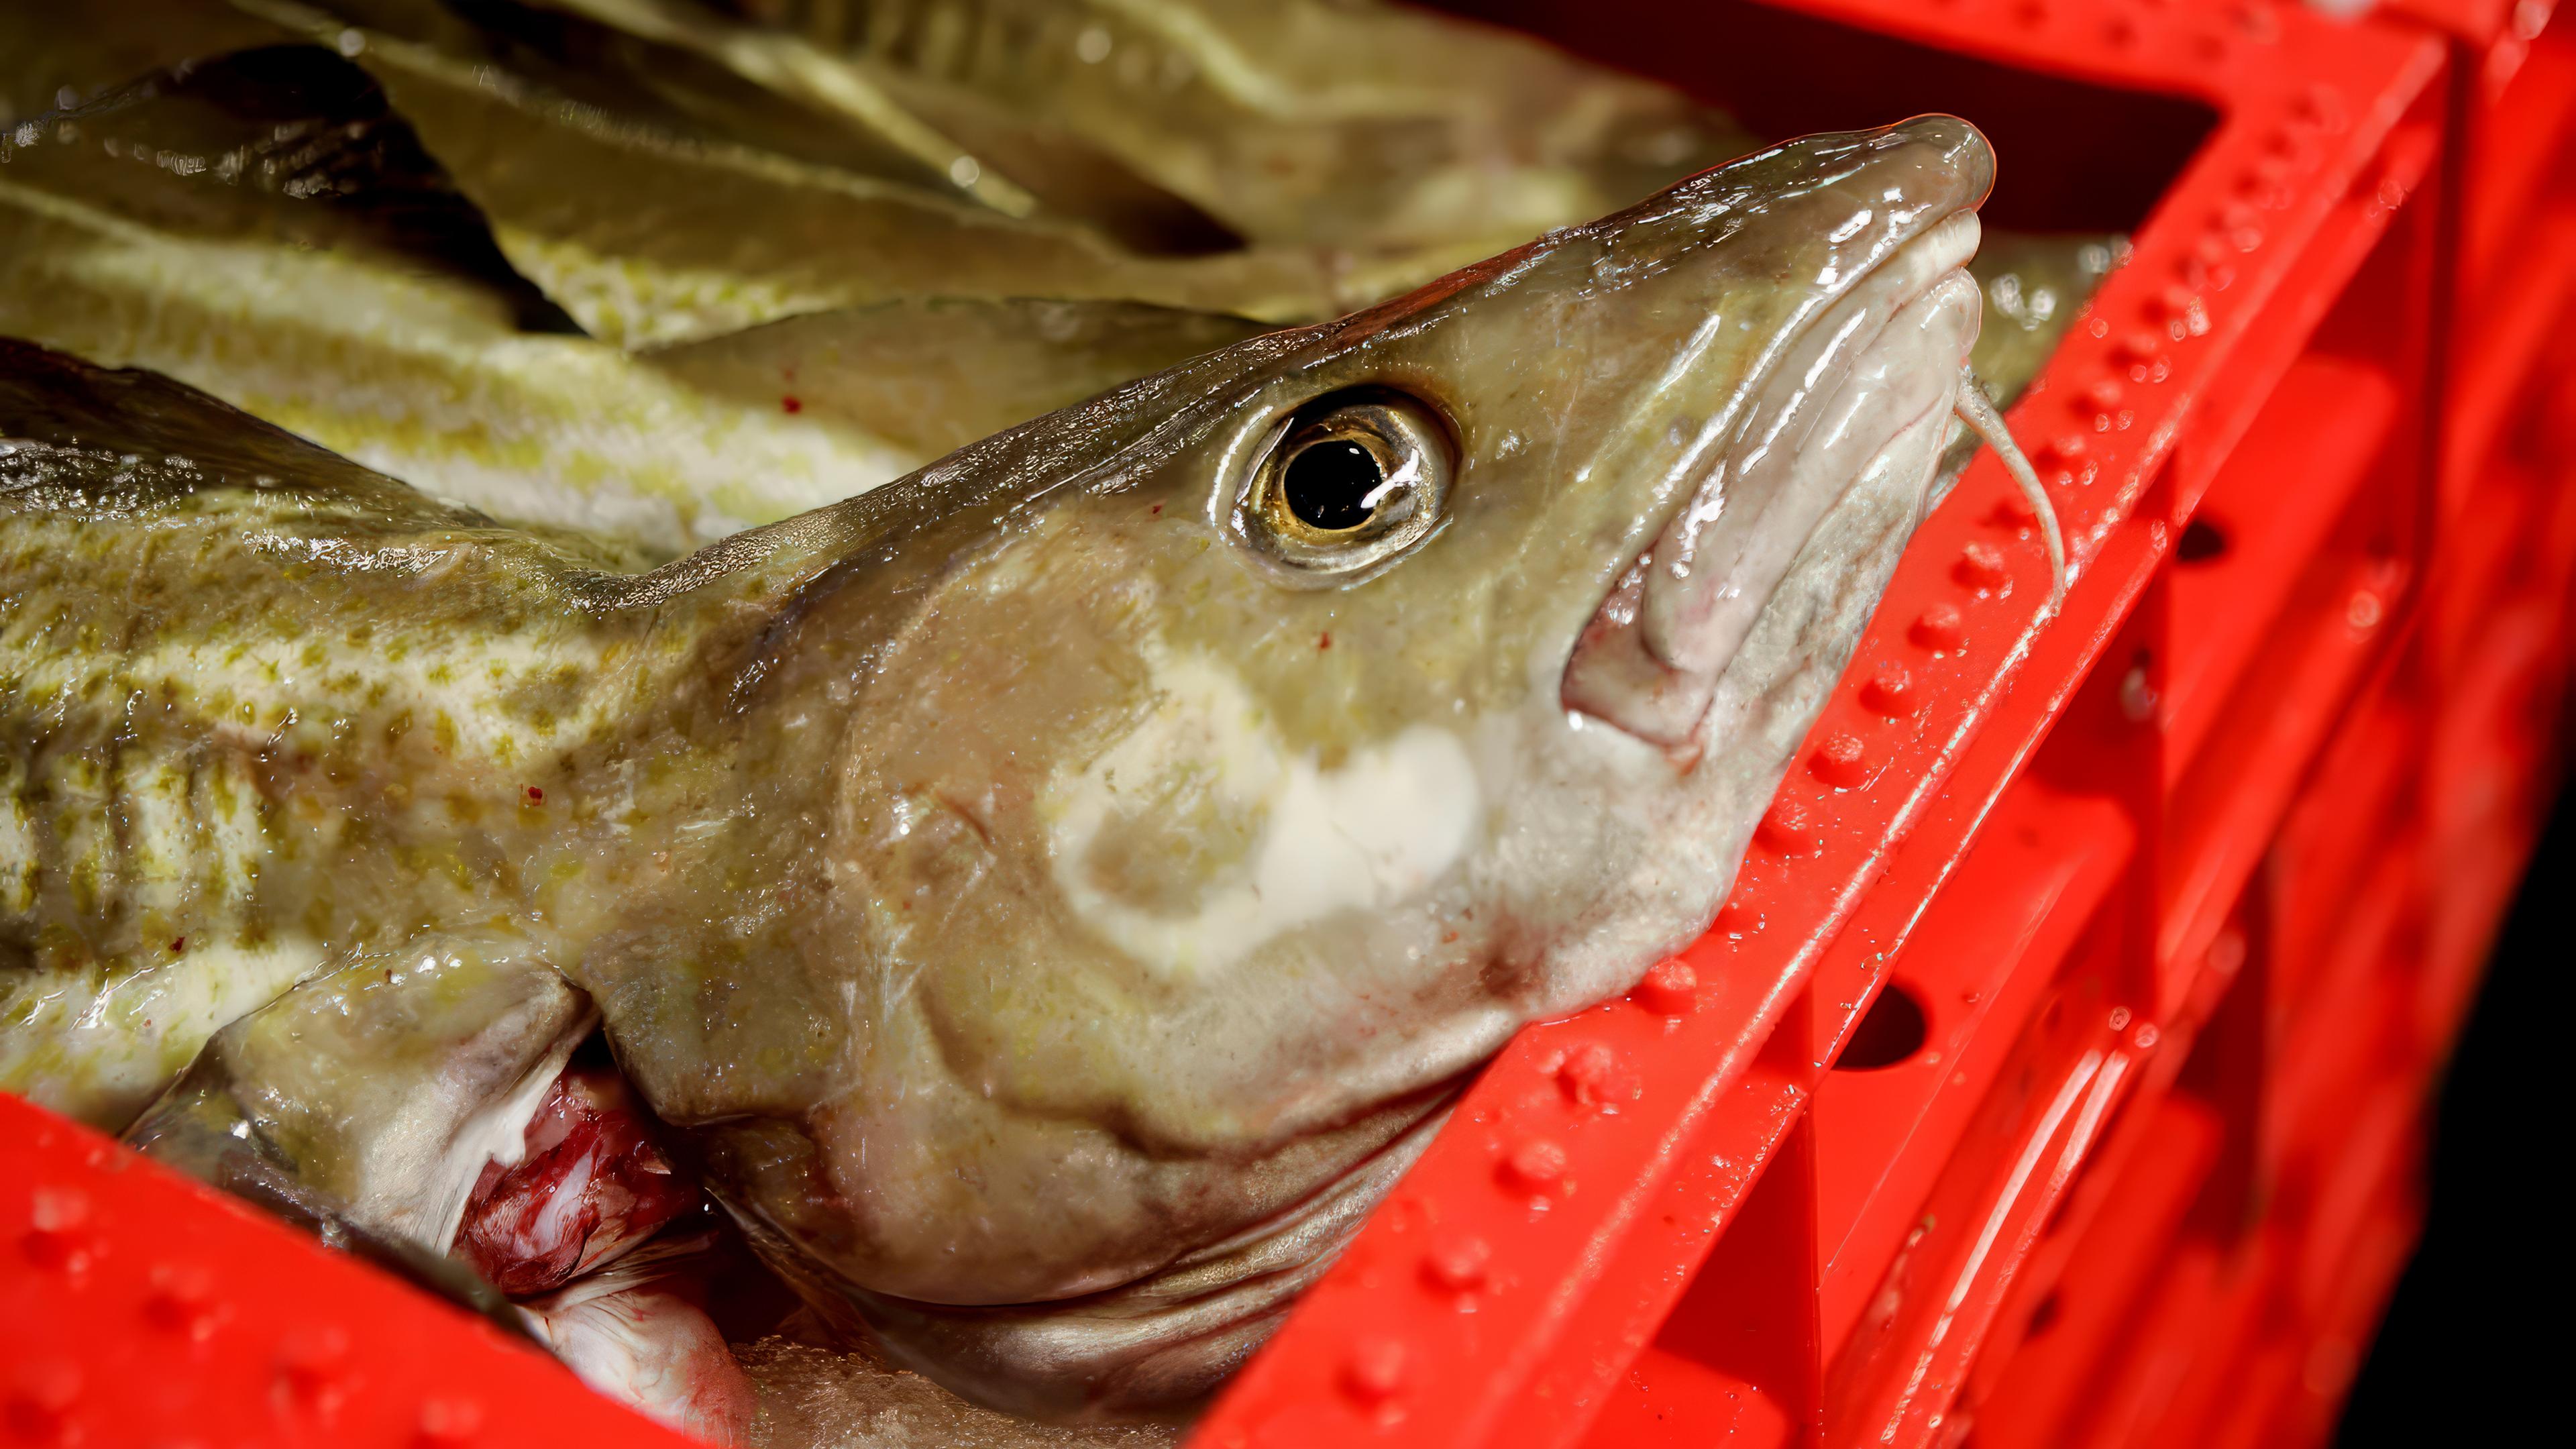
[780,396,803,414]
[455,1066,698,1297]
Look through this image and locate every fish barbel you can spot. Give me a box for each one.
[1,115,2059,1424]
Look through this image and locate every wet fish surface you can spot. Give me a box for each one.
[0,1,2094,1438]
[0,38,1267,555]
[2,108,2056,1432]
[0,2,2105,557]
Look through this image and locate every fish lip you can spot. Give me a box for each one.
[1664,210,1982,599]
[1559,196,1987,749]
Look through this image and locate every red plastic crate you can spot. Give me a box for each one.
[1203,3,2452,1445]
[1918,4,2576,1446]
[8,3,2575,1448]
[0,1093,698,1449]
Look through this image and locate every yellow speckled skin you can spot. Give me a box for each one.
[4,116,1998,1421]
[0,39,1273,557]
[0,355,682,1121]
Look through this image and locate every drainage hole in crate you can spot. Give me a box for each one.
[1835,983,1929,1071]
[2176,517,2228,563]
[2027,1289,2063,1338]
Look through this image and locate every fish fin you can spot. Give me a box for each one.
[0,337,480,523]
[121,928,595,1256]
[2,40,583,335]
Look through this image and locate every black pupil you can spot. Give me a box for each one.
[1283,439,1385,531]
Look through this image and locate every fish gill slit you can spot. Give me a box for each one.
[1953,365,2068,604]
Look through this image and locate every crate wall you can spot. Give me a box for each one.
[1202,3,2533,1446]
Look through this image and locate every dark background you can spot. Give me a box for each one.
[2333,786,2562,1444]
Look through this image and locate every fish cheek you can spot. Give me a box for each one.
[1073,765,1269,918]
[831,532,1179,1108]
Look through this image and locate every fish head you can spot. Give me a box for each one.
[680,116,1997,1418]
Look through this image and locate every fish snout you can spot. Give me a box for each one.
[1560,118,1997,751]
[1894,114,1996,211]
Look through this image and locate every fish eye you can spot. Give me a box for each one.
[1282,439,1385,531]
[1231,388,1453,584]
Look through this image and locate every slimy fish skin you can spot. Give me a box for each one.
[1,114,2054,1427]
[0,40,1267,556]
[0,3,2101,557]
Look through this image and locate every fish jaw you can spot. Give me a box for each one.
[1560,209,1988,749]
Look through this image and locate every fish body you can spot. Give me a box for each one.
[0,42,1271,555]
[208,0,1764,341]
[230,0,1438,339]
[2,114,2024,1422]
[564,0,1762,255]
[1,5,2102,563]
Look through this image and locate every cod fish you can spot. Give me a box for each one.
[0,40,1271,556]
[0,117,2057,1429]
[218,0,1729,341]
[1,4,2102,568]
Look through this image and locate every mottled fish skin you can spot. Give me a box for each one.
[0,358,669,1123]
[642,297,1269,464]
[5,117,2004,1421]
[5,2,2107,522]
[3,9,2101,564]
[376,0,1252,257]
[241,0,1757,341]
[682,0,1761,254]
[518,0,2114,462]
[0,44,1271,556]
[237,0,1455,341]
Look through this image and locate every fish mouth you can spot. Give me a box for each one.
[1560,203,2031,751]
